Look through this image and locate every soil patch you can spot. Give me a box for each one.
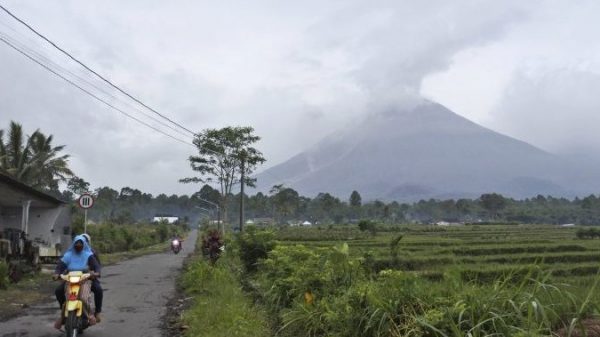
[161,254,195,337]
[555,319,600,337]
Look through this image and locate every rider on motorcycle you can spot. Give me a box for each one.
[171,235,183,250]
[53,234,101,330]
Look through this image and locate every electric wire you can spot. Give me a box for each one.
[0,3,197,137]
[0,35,195,147]
[0,25,194,140]
[0,4,232,158]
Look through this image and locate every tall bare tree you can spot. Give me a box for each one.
[180,126,266,223]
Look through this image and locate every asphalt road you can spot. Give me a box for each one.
[0,230,197,337]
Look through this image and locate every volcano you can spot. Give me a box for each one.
[254,100,587,201]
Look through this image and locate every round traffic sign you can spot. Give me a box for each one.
[78,193,94,209]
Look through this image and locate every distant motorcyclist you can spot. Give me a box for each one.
[81,233,104,323]
[53,235,101,329]
[172,235,183,250]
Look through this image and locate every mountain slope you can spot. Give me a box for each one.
[254,100,581,201]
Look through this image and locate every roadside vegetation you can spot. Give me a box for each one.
[222,224,600,337]
[80,221,187,254]
[180,230,270,337]
[0,261,8,289]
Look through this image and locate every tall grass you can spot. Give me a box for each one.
[181,239,271,337]
[251,242,600,337]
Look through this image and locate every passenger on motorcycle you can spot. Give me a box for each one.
[203,229,223,263]
[81,234,103,323]
[52,235,102,330]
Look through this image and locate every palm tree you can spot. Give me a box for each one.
[0,121,73,190]
[28,131,74,190]
[0,121,35,181]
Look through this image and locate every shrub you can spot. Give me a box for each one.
[0,261,8,289]
[358,220,377,235]
[238,226,276,273]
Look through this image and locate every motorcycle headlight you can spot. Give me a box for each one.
[172,240,179,245]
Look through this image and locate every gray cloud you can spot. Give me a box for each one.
[1,0,593,196]
[491,67,600,156]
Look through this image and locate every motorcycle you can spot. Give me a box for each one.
[59,271,95,337]
[171,239,181,254]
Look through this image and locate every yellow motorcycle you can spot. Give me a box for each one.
[59,271,95,337]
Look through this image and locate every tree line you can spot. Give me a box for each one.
[3,120,600,227]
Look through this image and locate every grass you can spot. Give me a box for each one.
[181,241,271,337]
[0,271,52,321]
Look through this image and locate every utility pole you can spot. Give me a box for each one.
[239,151,246,233]
[217,203,222,234]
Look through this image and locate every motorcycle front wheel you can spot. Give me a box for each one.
[65,311,81,337]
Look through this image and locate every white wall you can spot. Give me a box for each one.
[27,205,71,252]
[0,205,71,254]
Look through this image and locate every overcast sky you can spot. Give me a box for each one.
[0,1,599,195]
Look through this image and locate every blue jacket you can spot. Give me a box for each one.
[55,235,100,275]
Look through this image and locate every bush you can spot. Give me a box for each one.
[0,261,8,289]
[358,219,377,235]
[576,227,600,239]
[238,226,276,273]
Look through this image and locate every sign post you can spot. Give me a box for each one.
[78,193,94,233]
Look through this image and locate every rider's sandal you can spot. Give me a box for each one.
[88,315,97,326]
[54,317,63,330]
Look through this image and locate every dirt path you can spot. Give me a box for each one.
[0,230,197,337]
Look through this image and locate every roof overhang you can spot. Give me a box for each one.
[0,173,66,208]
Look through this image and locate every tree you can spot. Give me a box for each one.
[180,126,266,223]
[480,193,507,219]
[349,190,362,219]
[192,184,221,205]
[27,131,73,190]
[0,121,73,190]
[270,184,300,223]
[67,176,90,196]
[349,191,362,207]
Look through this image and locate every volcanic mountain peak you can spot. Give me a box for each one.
[254,100,589,201]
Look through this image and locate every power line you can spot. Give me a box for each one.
[0,26,194,140]
[0,35,195,147]
[0,3,198,137]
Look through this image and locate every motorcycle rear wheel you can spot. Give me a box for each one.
[65,311,80,337]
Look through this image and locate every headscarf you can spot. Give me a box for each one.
[61,234,94,271]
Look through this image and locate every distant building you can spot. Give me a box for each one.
[153,216,179,224]
[302,221,312,226]
[560,223,576,227]
[250,218,274,226]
